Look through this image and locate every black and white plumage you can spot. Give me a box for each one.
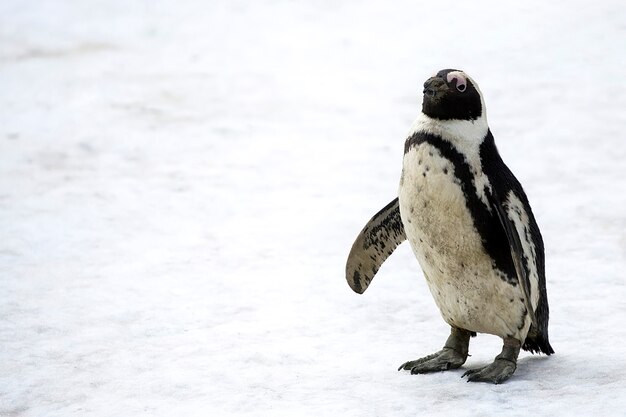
[346,69,553,384]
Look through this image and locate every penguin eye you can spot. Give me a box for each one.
[446,72,468,93]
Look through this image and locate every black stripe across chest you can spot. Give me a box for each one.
[403,131,516,283]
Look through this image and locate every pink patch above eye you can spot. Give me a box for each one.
[446,72,467,91]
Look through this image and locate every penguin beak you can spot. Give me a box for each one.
[423,77,449,98]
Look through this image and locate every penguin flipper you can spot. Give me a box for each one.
[488,189,538,328]
[346,198,406,294]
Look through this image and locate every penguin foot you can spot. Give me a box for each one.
[398,347,467,374]
[461,358,516,384]
[462,337,521,384]
[398,327,471,374]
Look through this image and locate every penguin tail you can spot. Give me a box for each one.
[522,326,554,355]
[523,284,554,355]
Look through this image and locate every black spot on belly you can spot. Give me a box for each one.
[443,168,448,175]
[517,308,528,330]
[422,172,426,177]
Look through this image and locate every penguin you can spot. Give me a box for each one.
[346,69,553,384]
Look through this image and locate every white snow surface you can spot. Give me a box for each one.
[1,1,625,416]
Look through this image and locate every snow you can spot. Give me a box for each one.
[1,0,625,415]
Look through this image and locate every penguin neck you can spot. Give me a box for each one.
[408,112,489,166]
[408,112,488,146]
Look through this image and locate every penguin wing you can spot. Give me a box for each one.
[346,198,406,294]
[488,188,538,328]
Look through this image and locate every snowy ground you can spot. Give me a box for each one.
[1,1,625,416]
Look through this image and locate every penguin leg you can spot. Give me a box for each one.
[462,337,521,384]
[398,327,471,374]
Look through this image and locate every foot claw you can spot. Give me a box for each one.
[398,352,438,371]
[461,369,475,379]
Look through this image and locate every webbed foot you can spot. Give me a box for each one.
[462,337,521,384]
[398,327,471,374]
[462,358,516,383]
[398,347,467,373]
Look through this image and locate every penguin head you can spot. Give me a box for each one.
[422,69,483,121]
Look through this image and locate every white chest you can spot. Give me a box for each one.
[399,143,486,277]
